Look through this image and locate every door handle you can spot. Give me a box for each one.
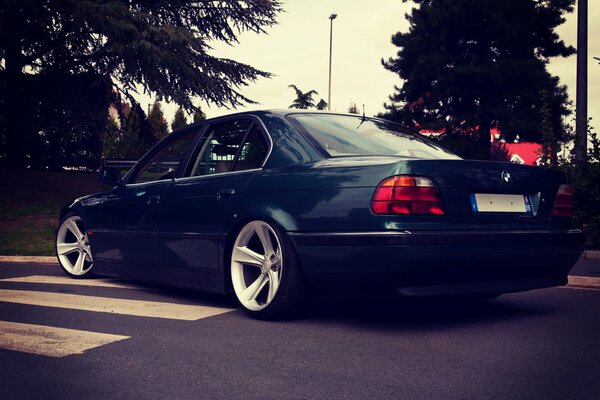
[147,194,161,206]
[217,188,236,200]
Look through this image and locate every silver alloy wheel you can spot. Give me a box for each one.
[231,221,283,311]
[56,215,93,276]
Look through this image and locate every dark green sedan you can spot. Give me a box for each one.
[55,111,584,319]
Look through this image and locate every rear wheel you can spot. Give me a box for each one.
[230,220,306,319]
[56,213,93,278]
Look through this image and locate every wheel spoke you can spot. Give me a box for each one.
[232,246,264,267]
[72,251,85,275]
[65,219,83,239]
[239,273,268,303]
[57,243,79,256]
[266,270,280,304]
[255,223,274,256]
[83,246,93,262]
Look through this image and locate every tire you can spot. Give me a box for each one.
[55,212,94,278]
[230,220,307,320]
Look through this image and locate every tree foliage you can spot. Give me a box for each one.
[0,0,282,168]
[561,122,600,248]
[316,99,328,110]
[148,102,169,140]
[288,85,319,109]
[381,0,575,159]
[193,106,207,123]
[103,100,154,160]
[171,108,189,132]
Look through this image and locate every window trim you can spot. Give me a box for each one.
[121,123,208,186]
[181,115,272,179]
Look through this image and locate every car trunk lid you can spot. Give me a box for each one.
[407,159,566,222]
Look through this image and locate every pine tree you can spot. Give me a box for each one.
[316,99,328,110]
[381,0,574,160]
[171,108,188,132]
[117,101,154,160]
[148,102,169,141]
[193,106,207,123]
[0,0,282,168]
[288,85,319,109]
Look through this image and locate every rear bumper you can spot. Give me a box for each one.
[289,229,585,296]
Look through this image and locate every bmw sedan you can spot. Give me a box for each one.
[56,111,585,319]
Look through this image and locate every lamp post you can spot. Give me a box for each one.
[328,13,337,111]
[575,0,588,165]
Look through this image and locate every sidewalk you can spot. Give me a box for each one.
[569,252,600,277]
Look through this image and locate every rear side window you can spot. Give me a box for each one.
[189,119,268,176]
[287,114,459,160]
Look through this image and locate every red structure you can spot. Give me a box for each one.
[419,127,542,166]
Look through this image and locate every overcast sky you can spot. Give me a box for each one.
[141,0,599,133]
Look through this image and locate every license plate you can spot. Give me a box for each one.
[470,193,532,213]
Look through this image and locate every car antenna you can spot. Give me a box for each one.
[356,104,367,129]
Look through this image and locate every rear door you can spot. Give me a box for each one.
[159,117,270,291]
[86,129,198,282]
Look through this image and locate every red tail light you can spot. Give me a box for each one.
[551,184,574,217]
[371,175,445,215]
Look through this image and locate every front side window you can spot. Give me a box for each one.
[132,131,196,184]
[287,114,460,160]
[189,119,268,176]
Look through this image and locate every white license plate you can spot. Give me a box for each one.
[470,193,532,213]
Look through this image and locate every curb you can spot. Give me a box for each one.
[584,250,600,260]
[567,275,600,289]
[0,256,56,264]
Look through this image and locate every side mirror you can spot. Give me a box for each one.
[99,167,122,186]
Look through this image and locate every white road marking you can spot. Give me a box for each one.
[0,321,130,358]
[0,289,234,320]
[0,275,148,290]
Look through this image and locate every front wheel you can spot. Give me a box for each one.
[230,220,306,319]
[56,213,94,278]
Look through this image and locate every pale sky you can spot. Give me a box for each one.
[139,0,599,134]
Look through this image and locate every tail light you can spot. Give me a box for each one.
[551,184,574,217]
[371,175,445,215]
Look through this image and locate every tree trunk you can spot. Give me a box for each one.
[2,43,27,167]
[476,120,491,160]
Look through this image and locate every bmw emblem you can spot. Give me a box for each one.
[501,170,512,184]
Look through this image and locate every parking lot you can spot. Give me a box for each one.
[1,261,599,400]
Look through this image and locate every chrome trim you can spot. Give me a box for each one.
[174,168,261,183]
[172,115,274,183]
[289,231,412,236]
[120,114,274,187]
[253,115,274,169]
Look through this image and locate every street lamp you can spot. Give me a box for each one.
[328,13,337,111]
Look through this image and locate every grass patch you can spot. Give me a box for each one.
[0,167,109,256]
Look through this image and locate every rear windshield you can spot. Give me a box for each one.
[287,114,460,160]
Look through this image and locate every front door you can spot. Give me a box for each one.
[86,130,198,282]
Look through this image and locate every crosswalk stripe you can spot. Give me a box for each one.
[0,289,234,320]
[0,321,130,358]
[0,275,149,290]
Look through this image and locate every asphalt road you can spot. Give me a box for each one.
[0,262,599,400]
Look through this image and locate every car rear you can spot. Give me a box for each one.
[281,113,584,297]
